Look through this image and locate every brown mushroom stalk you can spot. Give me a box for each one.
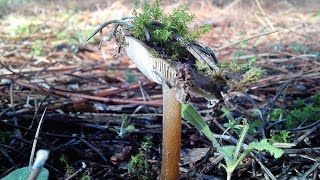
[161,86,181,179]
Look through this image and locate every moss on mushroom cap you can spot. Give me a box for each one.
[131,0,210,60]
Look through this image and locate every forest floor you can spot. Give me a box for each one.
[1,1,320,179]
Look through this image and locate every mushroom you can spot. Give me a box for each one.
[124,36,182,179]
[88,19,225,180]
[123,34,225,179]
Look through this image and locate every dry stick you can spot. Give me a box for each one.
[274,124,320,149]
[48,81,156,110]
[94,81,155,96]
[289,154,317,162]
[27,96,48,135]
[14,81,162,106]
[215,29,282,51]
[12,55,33,81]
[9,82,22,145]
[65,162,87,180]
[29,108,47,167]
[29,108,47,166]
[79,138,109,164]
[161,86,181,179]
[301,161,320,179]
[283,147,320,155]
[0,63,80,75]
[250,152,276,180]
[51,89,162,106]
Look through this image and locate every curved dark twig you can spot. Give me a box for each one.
[171,32,219,71]
[86,20,133,42]
[189,41,218,64]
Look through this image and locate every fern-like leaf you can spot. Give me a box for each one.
[247,139,284,158]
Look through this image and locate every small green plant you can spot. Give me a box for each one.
[293,98,305,108]
[145,34,269,179]
[128,138,156,180]
[59,154,74,177]
[182,103,284,180]
[311,93,320,105]
[109,113,136,137]
[11,21,39,37]
[271,131,290,143]
[31,40,44,56]
[80,172,90,180]
[269,108,283,122]
[221,106,243,134]
[196,56,265,91]
[269,93,320,129]
[285,104,320,129]
[248,119,263,135]
[228,57,265,91]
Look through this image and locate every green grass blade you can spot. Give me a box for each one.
[181,103,220,149]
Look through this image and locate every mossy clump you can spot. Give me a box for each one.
[131,0,210,60]
[128,138,157,179]
[132,0,210,42]
[268,93,320,129]
[196,57,265,92]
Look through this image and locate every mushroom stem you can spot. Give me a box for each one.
[161,86,181,179]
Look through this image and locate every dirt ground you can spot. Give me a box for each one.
[0,0,320,179]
